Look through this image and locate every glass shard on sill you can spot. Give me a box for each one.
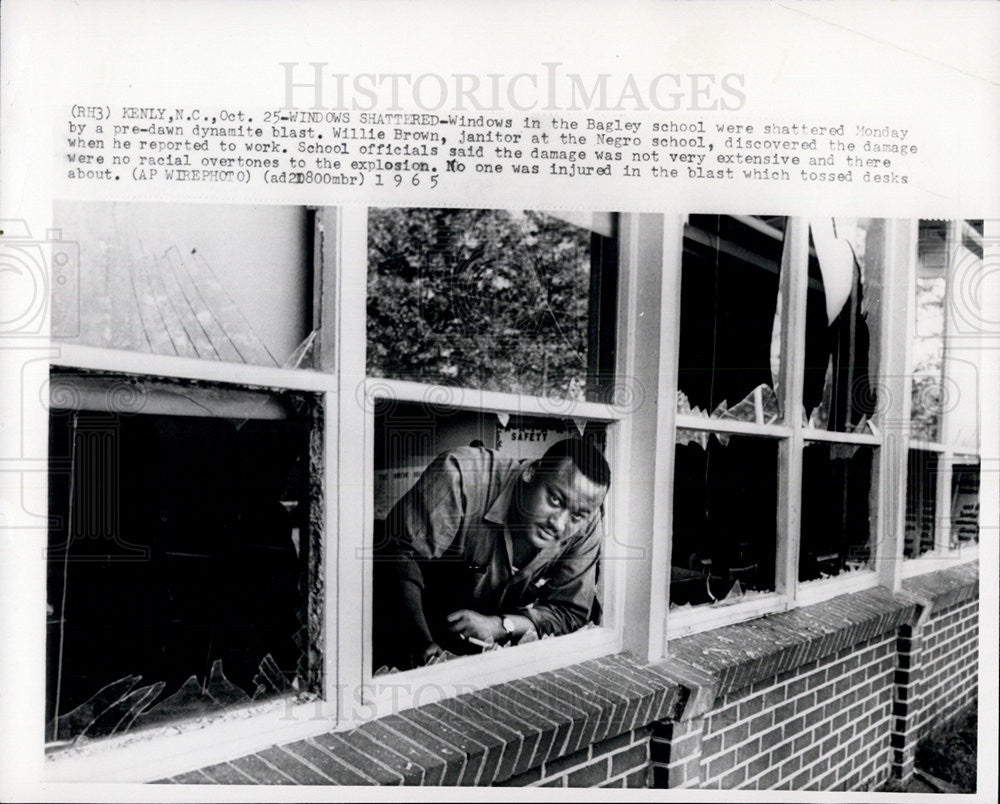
[283,329,319,371]
[206,659,253,707]
[252,653,294,700]
[677,384,780,429]
[47,656,293,743]
[46,674,142,743]
[83,681,166,739]
[131,676,217,730]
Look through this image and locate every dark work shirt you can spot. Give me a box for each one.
[373,446,603,665]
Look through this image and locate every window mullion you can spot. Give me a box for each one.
[933,220,963,554]
[622,213,681,662]
[330,205,369,718]
[874,220,915,585]
[314,207,340,373]
[776,217,809,599]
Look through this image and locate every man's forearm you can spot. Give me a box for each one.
[476,612,536,644]
[397,578,435,650]
[516,599,590,638]
[499,613,536,643]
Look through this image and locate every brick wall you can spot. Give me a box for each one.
[501,727,650,788]
[912,597,978,734]
[891,564,979,780]
[648,584,920,792]
[658,633,895,792]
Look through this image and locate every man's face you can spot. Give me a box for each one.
[509,457,608,550]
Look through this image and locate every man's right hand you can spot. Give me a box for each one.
[412,642,444,667]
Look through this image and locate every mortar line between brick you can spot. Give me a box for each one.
[378,719,468,784]
[739,716,891,790]
[602,765,646,788]
[429,704,521,786]
[218,762,257,783]
[490,686,566,766]
[323,733,412,785]
[296,739,380,784]
[706,666,895,764]
[246,748,303,784]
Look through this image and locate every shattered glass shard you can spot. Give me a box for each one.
[251,653,292,700]
[205,659,251,707]
[47,674,142,742]
[131,675,215,731]
[83,681,166,738]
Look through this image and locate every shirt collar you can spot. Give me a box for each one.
[483,462,523,526]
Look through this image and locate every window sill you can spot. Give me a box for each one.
[667,592,787,639]
[51,342,337,392]
[793,567,879,607]
[901,559,979,613]
[45,693,337,783]
[901,543,979,579]
[358,625,621,726]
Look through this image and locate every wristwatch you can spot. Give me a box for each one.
[500,615,516,643]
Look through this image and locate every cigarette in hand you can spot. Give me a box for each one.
[465,635,490,648]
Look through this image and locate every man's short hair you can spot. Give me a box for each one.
[536,438,611,489]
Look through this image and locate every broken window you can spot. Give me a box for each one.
[904,449,939,559]
[804,218,882,434]
[46,370,322,744]
[670,430,778,607]
[950,463,980,549]
[799,444,875,581]
[911,220,949,442]
[365,208,622,673]
[366,208,618,402]
[51,202,318,369]
[903,220,981,563]
[370,399,609,674]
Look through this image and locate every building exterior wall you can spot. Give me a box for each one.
[161,562,977,791]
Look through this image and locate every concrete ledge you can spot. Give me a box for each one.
[164,654,684,786]
[659,585,924,719]
[902,562,978,615]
